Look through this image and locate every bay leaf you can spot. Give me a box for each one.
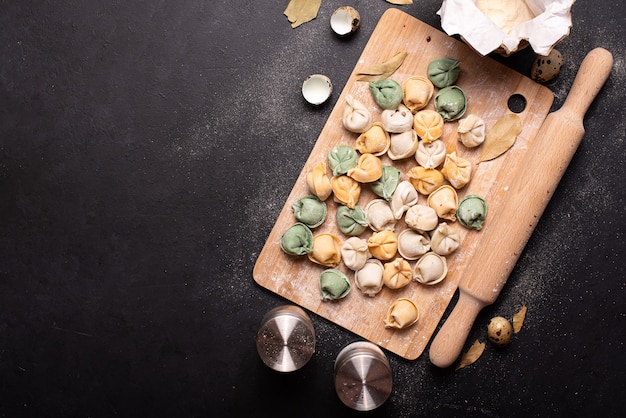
[284,0,322,28]
[455,340,485,371]
[478,113,522,163]
[386,0,414,4]
[356,51,408,82]
[513,304,527,333]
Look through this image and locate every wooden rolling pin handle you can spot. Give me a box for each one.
[561,48,614,120]
[428,47,613,369]
[429,293,484,368]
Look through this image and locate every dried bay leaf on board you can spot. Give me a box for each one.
[513,304,527,333]
[478,113,522,163]
[356,51,408,82]
[386,0,414,4]
[284,0,322,28]
[455,340,485,371]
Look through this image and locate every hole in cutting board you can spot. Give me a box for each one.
[507,93,527,113]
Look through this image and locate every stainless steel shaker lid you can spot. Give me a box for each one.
[334,341,393,411]
[256,305,316,372]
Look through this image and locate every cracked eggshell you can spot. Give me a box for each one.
[330,6,361,36]
[302,74,333,105]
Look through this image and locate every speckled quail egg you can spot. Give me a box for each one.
[531,49,564,83]
[487,316,513,347]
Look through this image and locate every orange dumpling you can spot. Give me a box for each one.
[413,109,444,143]
[347,153,383,183]
[331,175,361,209]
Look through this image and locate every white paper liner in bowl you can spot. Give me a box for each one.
[437,0,576,56]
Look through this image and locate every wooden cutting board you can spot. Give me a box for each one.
[253,8,554,360]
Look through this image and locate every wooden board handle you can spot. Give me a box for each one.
[429,48,613,368]
[428,292,484,369]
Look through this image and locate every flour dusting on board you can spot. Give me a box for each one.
[253,9,560,360]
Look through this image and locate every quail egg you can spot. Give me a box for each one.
[487,316,513,347]
[531,49,564,83]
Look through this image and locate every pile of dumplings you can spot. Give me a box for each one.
[280,58,489,330]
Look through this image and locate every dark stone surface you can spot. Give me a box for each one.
[1,1,624,417]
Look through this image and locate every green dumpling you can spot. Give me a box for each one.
[427,58,460,88]
[369,78,403,110]
[328,145,358,176]
[370,165,402,201]
[456,195,488,230]
[319,269,351,301]
[292,195,327,228]
[336,205,368,236]
[280,223,314,255]
[434,86,467,121]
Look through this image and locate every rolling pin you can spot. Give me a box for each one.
[429,47,614,368]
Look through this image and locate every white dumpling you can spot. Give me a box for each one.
[354,258,384,297]
[413,252,448,285]
[388,130,419,160]
[429,222,461,255]
[397,229,431,260]
[415,139,447,169]
[381,104,414,133]
[342,94,374,133]
[365,199,396,232]
[341,237,370,271]
[427,185,458,222]
[457,114,486,147]
[404,204,439,232]
[390,181,419,219]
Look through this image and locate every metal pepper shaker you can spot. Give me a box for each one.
[256,305,316,372]
[334,341,393,411]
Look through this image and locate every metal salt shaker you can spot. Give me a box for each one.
[334,341,393,411]
[256,305,316,372]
